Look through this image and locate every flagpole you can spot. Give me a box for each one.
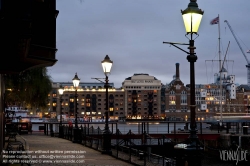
[218,14,223,127]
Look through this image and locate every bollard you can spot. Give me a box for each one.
[139,152,144,160]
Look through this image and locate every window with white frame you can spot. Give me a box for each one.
[181,91,187,104]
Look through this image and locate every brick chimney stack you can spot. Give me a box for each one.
[176,63,180,80]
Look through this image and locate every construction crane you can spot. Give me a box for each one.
[224,20,250,86]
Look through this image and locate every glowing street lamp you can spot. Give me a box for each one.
[101,55,113,154]
[72,73,80,143]
[163,0,204,165]
[58,85,64,138]
[181,0,203,34]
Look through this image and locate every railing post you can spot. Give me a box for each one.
[147,122,149,133]
[88,123,89,135]
[162,135,165,166]
[46,123,49,135]
[80,125,83,143]
[115,123,117,133]
[226,122,229,134]
[236,122,239,134]
[67,126,69,140]
[174,122,176,142]
[111,123,113,134]
[44,123,46,135]
[144,131,147,166]
[129,130,131,163]
[84,124,86,146]
[50,123,54,137]
[168,122,169,133]
[141,122,144,134]
[116,129,119,158]
[97,126,100,149]
[63,125,65,138]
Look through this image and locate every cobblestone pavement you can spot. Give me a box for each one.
[12,133,134,166]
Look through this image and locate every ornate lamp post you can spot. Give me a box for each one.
[101,55,113,154]
[72,73,80,143]
[58,85,64,138]
[163,0,204,165]
[182,0,203,146]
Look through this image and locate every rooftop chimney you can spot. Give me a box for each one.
[176,63,180,80]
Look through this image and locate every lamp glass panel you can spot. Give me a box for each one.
[73,79,80,88]
[102,62,112,74]
[58,89,64,95]
[182,13,202,33]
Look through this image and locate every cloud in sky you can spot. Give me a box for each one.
[48,0,250,87]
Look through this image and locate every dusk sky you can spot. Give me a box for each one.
[48,0,250,88]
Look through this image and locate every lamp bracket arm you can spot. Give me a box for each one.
[163,41,189,54]
[185,33,199,41]
[91,78,105,83]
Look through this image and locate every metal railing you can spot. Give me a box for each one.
[39,121,250,166]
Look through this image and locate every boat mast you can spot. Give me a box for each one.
[218,14,223,126]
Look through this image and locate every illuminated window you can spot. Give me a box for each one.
[81,103,84,106]
[170,101,175,105]
[47,103,50,106]
[52,103,57,106]
[70,99,74,102]
[52,94,57,97]
[48,94,50,97]
[109,107,114,111]
[169,96,176,105]
[65,103,68,106]
[86,103,90,107]
[81,99,85,102]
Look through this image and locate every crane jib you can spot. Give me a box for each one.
[224,20,250,85]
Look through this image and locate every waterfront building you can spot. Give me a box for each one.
[122,74,162,119]
[165,63,246,121]
[236,84,250,113]
[48,82,124,121]
[47,66,249,121]
[194,66,244,121]
[48,74,162,121]
[165,63,189,121]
